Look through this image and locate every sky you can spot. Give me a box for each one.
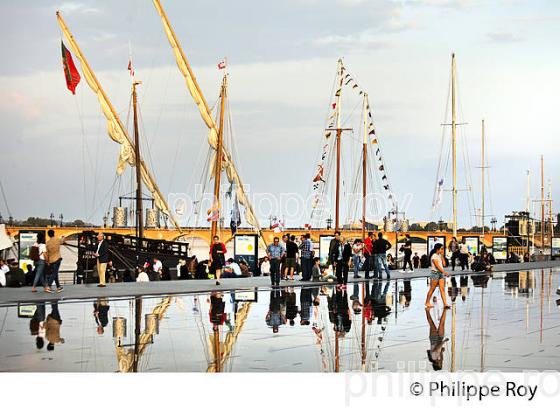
[0,0,559,229]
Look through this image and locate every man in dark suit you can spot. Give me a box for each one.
[328,231,342,266]
[94,233,109,287]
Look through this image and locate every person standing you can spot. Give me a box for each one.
[46,229,64,293]
[31,232,49,293]
[94,233,109,288]
[328,231,342,266]
[458,238,469,271]
[285,235,299,280]
[400,234,413,273]
[363,231,376,279]
[339,237,352,287]
[373,232,392,280]
[299,233,313,281]
[448,237,459,271]
[267,237,284,287]
[280,234,288,280]
[209,235,226,286]
[424,243,451,309]
[0,259,8,287]
[351,239,363,279]
[413,252,420,269]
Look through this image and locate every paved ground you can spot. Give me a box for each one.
[1,260,559,307]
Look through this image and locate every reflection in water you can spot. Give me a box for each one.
[1,269,559,372]
[426,308,448,371]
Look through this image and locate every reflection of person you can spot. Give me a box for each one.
[30,302,46,349]
[46,302,64,351]
[265,289,286,333]
[425,243,450,309]
[93,298,110,335]
[209,292,226,331]
[94,233,109,288]
[426,308,449,371]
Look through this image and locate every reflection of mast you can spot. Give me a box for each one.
[133,297,142,373]
[540,269,544,343]
[210,75,227,240]
[361,283,366,368]
[334,331,340,372]
[207,302,251,372]
[116,297,172,373]
[480,287,484,372]
[451,303,456,372]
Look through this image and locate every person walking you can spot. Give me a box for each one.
[298,233,313,281]
[424,243,451,309]
[363,231,376,279]
[448,237,459,271]
[94,233,109,288]
[31,232,49,293]
[267,237,284,286]
[352,239,363,279]
[46,229,64,293]
[373,232,392,280]
[400,234,413,273]
[209,235,226,286]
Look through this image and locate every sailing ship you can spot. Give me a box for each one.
[309,59,396,238]
[57,0,266,277]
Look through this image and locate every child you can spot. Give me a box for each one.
[311,257,322,281]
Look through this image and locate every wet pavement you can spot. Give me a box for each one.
[0,268,558,372]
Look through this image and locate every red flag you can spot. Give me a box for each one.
[128,59,135,77]
[61,41,80,94]
[217,60,226,70]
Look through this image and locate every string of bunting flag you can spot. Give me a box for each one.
[311,61,396,212]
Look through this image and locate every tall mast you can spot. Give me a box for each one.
[526,169,531,213]
[541,155,545,251]
[362,93,368,241]
[481,119,485,235]
[211,75,227,240]
[335,59,343,232]
[451,53,458,237]
[132,81,143,240]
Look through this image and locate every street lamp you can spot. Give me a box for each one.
[49,212,55,226]
[438,218,445,232]
[490,217,497,232]
[326,216,333,230]
[59,213,64,227]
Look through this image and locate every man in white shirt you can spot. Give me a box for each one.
[260,257,271,276]
[153,258,163,279]
[223,258,241,278]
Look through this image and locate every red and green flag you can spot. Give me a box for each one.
[61,41,81,94]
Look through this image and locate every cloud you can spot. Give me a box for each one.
[398,0,475,9]
[486,30,524,43]
[313,32,391,51]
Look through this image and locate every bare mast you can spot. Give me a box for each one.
[211,75,227,240]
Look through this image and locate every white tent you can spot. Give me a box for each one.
[0,224,14,251]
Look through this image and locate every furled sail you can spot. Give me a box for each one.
[152,0,264,243]
[56,11,182,232]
